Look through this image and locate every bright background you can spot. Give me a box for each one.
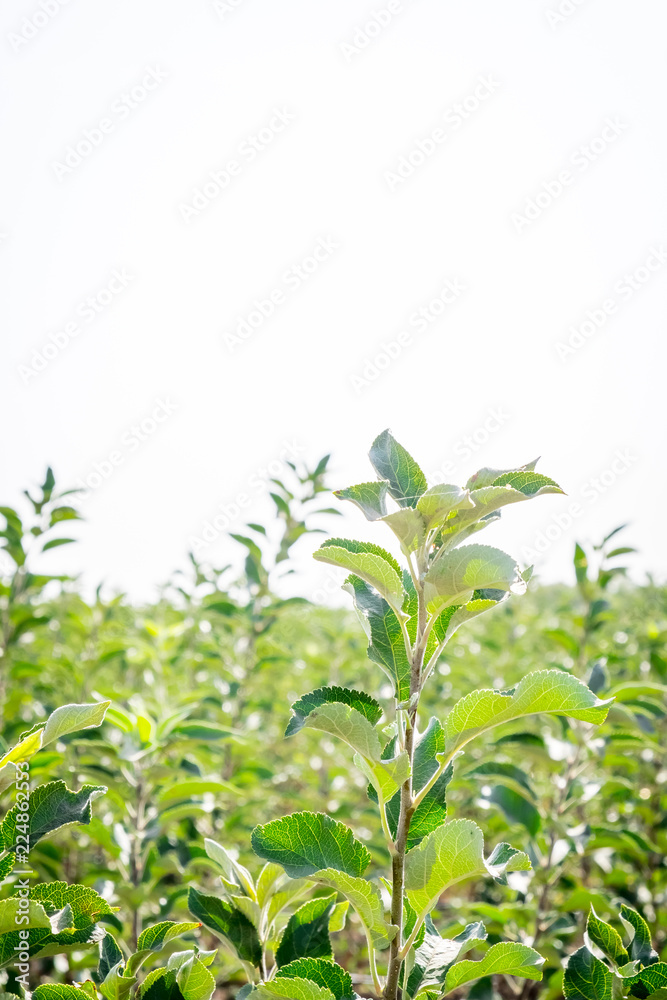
[2,0,665,601]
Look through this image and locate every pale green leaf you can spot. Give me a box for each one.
[334,482,389,521]
[404,819,530,917]
[417,484,475,530]
[314,539,405,612]
[313,870,395,949]
[286,686,381,739]
[425,545,525,615]
[42,701,111,747]
[444,942,544,993]
[444,670,613,756]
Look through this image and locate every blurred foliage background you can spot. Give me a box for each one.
[1,462,665,999]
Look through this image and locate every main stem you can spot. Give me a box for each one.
[383,582,427,1000]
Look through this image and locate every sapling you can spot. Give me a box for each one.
[189,430,613,1000]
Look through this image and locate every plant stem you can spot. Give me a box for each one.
[383,575,427,1000]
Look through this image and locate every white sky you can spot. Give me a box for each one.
[2,0,666,602]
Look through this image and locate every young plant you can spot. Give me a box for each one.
[188,430,613,1000]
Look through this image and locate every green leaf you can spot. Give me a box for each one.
[34,988,91,1000]
[444,942,544,993]
[314,539,405,612]
[0,854,15,881]
[312,869,395,949]
[276,958,354,1000]
[275,894,336,967]
[127,922,202,976]
[96,932,123,984]
[41,701,111,746]
[404,819,530,918]
[466,459,539,491]
[251,812,370,878]
[42,537,76,552]
[416,484,475,530]
[369,429,428,508]
[619,905,658,966]
[290,697,407,800]
[432,597,504,648]
[381,508,427,552]
[187,887,261,966]
[0,728,44,767]
[0,884,115,967]
[406,917,487,998]
[487,786,541,836]
[173,954,215,1000]
[626,963,667,999]
[343,575,410,699]
[424,545,525,615]
[491,471,563,496]
[2,781,107,849]
[444,670,613,757]
[136,968,179,1000]
[563,946,613,1000]
[252,979,335,1000]
[203,838,255,897]
[334,482,389,521]
[586,908,628,966]
[286,686,382,738]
